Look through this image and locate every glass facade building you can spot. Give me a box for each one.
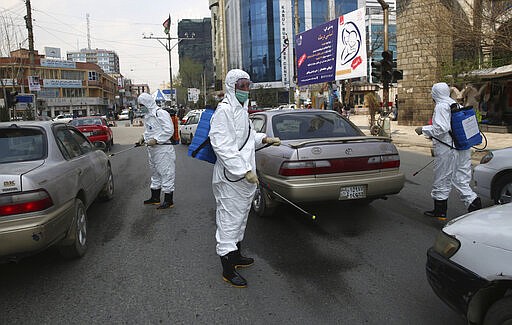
[239,0,358,84]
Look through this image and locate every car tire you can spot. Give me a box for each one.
[98,166,114,201]
[493,173,512,204]
[180,132,186,144]
[483,296,512,325]
[188,134,193,145]
[252,185,276,217]
[58,198,87,259]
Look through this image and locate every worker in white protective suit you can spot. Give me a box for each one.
[209,69,281,288]
[136,93,176,209]
[415,82,481,220]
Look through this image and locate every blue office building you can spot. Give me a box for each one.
[236,0,358,85]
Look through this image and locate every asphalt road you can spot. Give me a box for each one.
[0,125,480,324]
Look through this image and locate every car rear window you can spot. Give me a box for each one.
[271,112,362,140]
[0,127,46,163]
[70,118,103,126]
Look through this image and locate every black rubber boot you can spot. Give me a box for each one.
[234,243,254,268]
[157,192,174,209]
[424,199,448,220]
[220,251,247,288]
[144,188,161,205]
[468,197,482,212]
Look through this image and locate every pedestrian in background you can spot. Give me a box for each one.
[136,93,176,209]
[365,92,380,127]
[128,107,135,126]
[415,82,481,220]
[209,69,281,288]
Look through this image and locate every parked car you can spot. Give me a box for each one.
[0,121,114,261]
[473,147,512,204]
[179,109,204,145]
[69,116,114,149]
[52,114,74,123]
[249,109,405,216]
[426,203,512,325]
[180,110,196,125]
[118,109,130,120]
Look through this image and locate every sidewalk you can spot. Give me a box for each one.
[349,114,512,163]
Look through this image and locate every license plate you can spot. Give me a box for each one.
[84,132,93,136]
[339,185,367,200]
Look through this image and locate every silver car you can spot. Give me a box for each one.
[250,109,405,217]
[0,121,114,261]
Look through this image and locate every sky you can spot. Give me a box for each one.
[1,0,211,92]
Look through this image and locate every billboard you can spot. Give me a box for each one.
[296,8,367,86]
[44,46,61,58]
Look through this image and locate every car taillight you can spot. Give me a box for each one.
[0,189,54,216]
[279,154,400,176]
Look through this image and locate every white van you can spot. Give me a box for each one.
[426,203,512,324]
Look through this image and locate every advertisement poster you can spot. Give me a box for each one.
[28,76,41,91]
[295,8,367,86]
[335,8,367,80]
[296,19,338,86]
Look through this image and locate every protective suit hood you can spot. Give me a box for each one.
[431,82,455,106]
[225,69,251,109]
[137,93,159,113]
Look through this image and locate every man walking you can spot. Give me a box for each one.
[415,82,481,220]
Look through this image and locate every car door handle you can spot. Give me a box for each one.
[77,168,83,176]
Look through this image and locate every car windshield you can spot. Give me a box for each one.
[0,128,46,163]
[271,112,361,140]
[70,118,103,126]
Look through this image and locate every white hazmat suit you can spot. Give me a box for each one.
[138,93,176,204]
[209,69,266,257]
[420,82,479,212]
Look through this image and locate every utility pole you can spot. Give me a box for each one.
[143,32,195,106]
[377,0,390,111]
[24,0,34,75]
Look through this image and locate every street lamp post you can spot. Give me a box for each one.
[143,32,195,105]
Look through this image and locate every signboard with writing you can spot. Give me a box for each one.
[295,19,338,86]
[43,79,82,88]
[40,59,76,69]
[28,76,41,91]
[295,8,367,86]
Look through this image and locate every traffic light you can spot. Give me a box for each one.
[371,60,382,82]
[381,50,393,84]
[6,91,18,108]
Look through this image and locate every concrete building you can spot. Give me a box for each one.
[1,49,117,119]
[67,48,120,74]
[177,18,214,95]
[396,0,512,128]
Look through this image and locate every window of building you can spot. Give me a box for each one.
[61,70,83,80]
[88,71,98,81]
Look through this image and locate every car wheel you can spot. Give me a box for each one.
[58,198,87,259]
[98,166,114,201]
[483,296,512,325]
[493,174,512,204]
[252,185,276,217]
[188,134,193,145]
[180,132,186,144]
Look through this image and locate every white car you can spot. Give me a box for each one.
[473,147,512,204]
[426,203,512,325]
[52,114,74,123]
[118,109,130,120]
[179,109,204,145]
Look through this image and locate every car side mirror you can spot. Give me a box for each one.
[107,122,114,127]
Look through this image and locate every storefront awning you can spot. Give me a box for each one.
[462,64,512,79]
